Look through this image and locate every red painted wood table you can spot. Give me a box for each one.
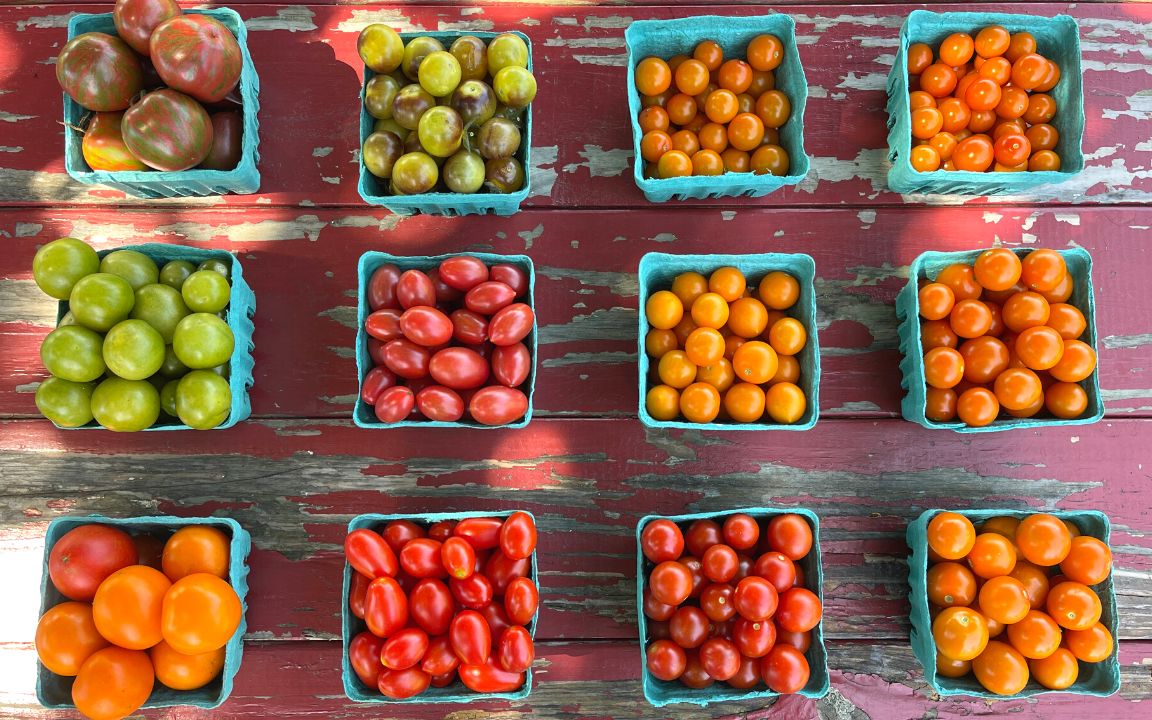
[1,1,1150,717]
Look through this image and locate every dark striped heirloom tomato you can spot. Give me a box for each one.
[113,0,182,55]
[150,14,243,103]
[122,89,214,171]
[57,32,143,112]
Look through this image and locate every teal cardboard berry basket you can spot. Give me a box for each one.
[53,243,256,431]
[907,509,1120,698]
[63,9,261,198]
[341,511,539,703]
[895,247,1100,432]
[37,515,251,710]
[636,508,829,707]
[886,11,1084,194]
[625,15,809,202]
[637,252,820,430]
[354,251,536,428]
[357,31,533,216]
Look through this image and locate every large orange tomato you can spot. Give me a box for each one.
[35,601,110,676]
[151,639,226,690]
[72,646,155,720]
[161,573,243,654]
[161,526,231,581]
[92,565,172,649]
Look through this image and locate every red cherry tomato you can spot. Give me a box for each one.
[439,256,489,292]
[427,268,462,304]
[776,587,822,632]
[377,666,431,699]
[680,650,715,688]
[489,303,535,346]
[365,308,404,342]
[722,514,761,550]
[382,339,430,380]
[500,512,537,560]
[360,366,397,405]
[450,610,492,665]
[415,385,465,422]
[374,386,415,423]
[485,551,531,594]
[734,616,777,658]
[349,571,369,619]
[428,347,489,390]
[686,519,724,557]
[430,670,456,687]
[491,343,532,387]
[699,637,741,680]
[641,519,686,563]
[455,517,504,551]
[465,281,517,315]
[766,514,814,560]
[408,578,454,636]
[702,544,739,583]
[680,555,707,599]
[497,626,534,673]
[734,576,779,621]
[345,528,399,579]
[646,639,687,681]
[48,525,137,602]
[651,561,694,606]
[700,582,736,622]
[399,538,446,579]
[441,537,477,580]
[396,270,436,309]
[670,606,710,648]
[381,627,429,670]
[381,520,425,555]
[400,306,454,347]
[505,576,540,626]
[367,338,387,365]
[458,661,525,693]
[761,643,809,693]
[754,551,797,593]
[777,628,811,652]
[364,577,408,637]
[348,631,384,687]
[427,520,456,543]
[368,264,401,310]
[644,587,677,621]
[421,634,460,676]
[490,264,529,296]
[450,573,493,610]
[450,309,489,345]
[469,386,529,425]
[728,655,761,689]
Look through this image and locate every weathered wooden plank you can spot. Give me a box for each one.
[1,639,1150,718]
[1,417,1149,644]
[1,3,1148,208]
[2,206,1149,419]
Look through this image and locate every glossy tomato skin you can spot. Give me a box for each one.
[382,339,430,379]
[491,343,532,387]
[49,524,138,601]
[450,610,492,664]
[83,111,148,171]
[497,625,534,673]
[439,256,490,292]
[761,643,809,693]
[427,268,462,304]
[456,517,504,550]
[150,15,241,103]
[776,587,822,632]
[415,385,465,422]
[396,270,437,309]
[368,264,402,310]
[349,571,370,619]
[421,634,460,676]
[450,309,489,345]
[754,551,797,593]
[642,520,686,563]
[364,577,408,637]
[160,574,242,654]
[382,627,430,670]
[489,303,535,346]
[72,646,154,720]
[451,573,494,610]
[469,386,528,425]
[733,576,779,622]
[348,631,385,687]
[92,565,171,650]
[114,0,182,55]
[345,528,399,579]
[400,538,447,579]
[200,111,243,170]
[408,578,454,635]
[57,32,143,112]
[374,386,415,423]
[459,661,525,693]
[646,639,687,681]
[122,88,214,171]
[35,601,110,676]
[734,616,777,658]
[489,264,529,296]
[699,637,741,680]
[644,587,677,621]
[766,514,814,560]
[377,666,431,699]
[441,537,477,579]
[500,512,537,560]
[505,576,540,625]
[399,306,454,347]
[478,601,513,643]
[382,520,425,554]
[429,347,490,390]
[465,281,518,315]
[360,366,397,405]
[485,551,531,594]
[686,520,724,557]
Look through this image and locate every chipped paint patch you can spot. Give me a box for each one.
[519,224,544,249]
[529,145,559,199]
[798,149,889,197]
[312,147,333,158]
[16,13,75,32]
[330,215,406,233]
[552,15,634,31]
[721,211,736,221]
[0,146,22,153]
[15,223,42,237]
[571,54,628,67]
[538,307,634,344]
[825,401,884,414]
[438,20,495,32]
[245,7,317,33]
[538,267,637,296]
[335,10,422,34]
[1102,92,1152,121]
[858,210,876,228]
[651,233,677,243]
[1104,334,1152,350]
[983,212,1004,224]
[562,145,631,178]
[837,72,887,91]
[0,112,36,123]
[318,305,357,330]
[541,351,636,368]
[14,382,39,394]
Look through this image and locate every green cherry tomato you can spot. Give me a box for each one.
[159,260,196,290]
[487,34,529,74]
[444,151,486,193]
[99,250,159,291]
[173,313,235,369]
[35,376,96,427]
[418,51,462,98]
[417,106,464,158]
[493,66,537,109]
[103,319,165,381]
[176,370,231,429]
[91,377,160,431]
[69,273,135,332]
[358,23,405,74]
[197,258,231,280]
[159,345,189,378]
[131,283,189,343]
[160,379,180,417]
[33,238,100,300]
[40,325,106,382]
[181,270,231,314]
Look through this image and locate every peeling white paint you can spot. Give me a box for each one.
[552,16,634,31]
[720,211,736,221]
[857,210,876,227]
[0,146,22,153]
[529,145,559,199]
[571,54,628,67]
[336,10,422,34]
[837,72,887,91]
[15,223,42,237]
[438,20,495,32]
[651,233,677,243]
[245,8,317,33]
[562,145,631,178]
[982,212,1003,224]
[797,148,889,197]
[518,224,544,249]
[321,176,341,185]
[1103,334,1152,350]
[16,13,76,32]
[312,147,334,158]
[1101,92,1152,121]
[0,112,36,123]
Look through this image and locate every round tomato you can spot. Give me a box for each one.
[1030,647,1078,690]
[93,565,171,650]
[49,524,138,602]
[927,512,976,560]
[1064,622,1114,663]
[1016,513,1072,566]
[161,573,242,654]
[35,601,110,676]
[646,639,687,681]
[702,543,739,583]
[933,606,989,661]
[72,646,154,720]
[733,576,779,622]
[1046,581,1102,630]
[699,637,741,681]
[1004,609,1061,660]
[733,616,777,658]
[685,519,723,557]
[722,514,760,551]
[754,551,796,593]
[765,514,813,560]
[160,527,230,582]
[150,640,225,690]
[926,561,977,607]
[972,640,1028,695]
[650,561,694,606]
[761,643,809,693]
[641,519,686,563]
[1060,536,1111,585]
[700,583,735,622]
[670,606,710,648]
[776,587,822,632]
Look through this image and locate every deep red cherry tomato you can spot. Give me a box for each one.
[775,587,822,633]
[500,512,537,560]
[381,627,429,670]
[345,528,399,579]
[408,578,454,635]
[450,309,489,345]
[702,544,739,583]
[365,308,403,342]
[364,577,408,637]
[465,281,517,315]
[485,551,530,594]
[699,637,741,680]
[670,606,710,649]
[450,610,492,665]
[400,538,447,579]
[728,655,761,689]
[644,587,677,621]
[400,306,454,347]
[478,601,512,642]
[734,616,777,658]
[722,514,761,551]
[680,651,714,689]
[700,583,736,622]
[428,347,489,390]
[490,264,529,296]
[761,643,809,693]
[415,385,465,422]
[646,639,687,681]
[427,268,462,303]
[427,521,456,543]
[468,387,528,425]
[754,551,797,593]
[441,537,477,579]
[766,514,814,561]
[377,666,431,699]
[349,631,385,687]
[455,517,504,551]
[349,571,369,619]
[420,635,460,676]
[450,573,494,610]
[381,520,425,555]
[439,256,490,292]
[489,303,535,346]
[641,519,686,563]
[361,366,397,405]
[458,661,525,693]
[368,264,401,310]
[777,628,811,652]
[374,386,415,423]
[396,270,436,309]
[650,561,694,606]
[491,343,532,387]
[48,525,137,602]
[734,576,779,622]
[686,519,724,557]
[505,577,540,626]
[382,339,430,379]
[734,554,754,582]
[680,555,707,599]
[497,626,534,673]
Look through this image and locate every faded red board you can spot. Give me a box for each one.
[2,206,1148,419]
[1,3,1150,208]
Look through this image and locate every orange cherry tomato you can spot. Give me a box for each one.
[658,350,697,389]
[691,149,723,176]
[1011,53,1049,90]
[754,90,791,128]
[959,337,1009,383]
[93,565,172,650]
[728,297,769,338]
[1035,59,1061,92]
[768,353,800,386]
[724,382,765,423]
[1026,123,1059,152]
[1006,609,1062,660]
[1002,291,1050,332]
[641,131,673,163]
[768,317,806,356]
[1049,339,1095,382]
[708,267,746,302]
[993,134,1031,166]
[698,122,729,153]
[1064,622,1114,663]
[1021,249,1067,292]
[645,329,678,359]
[967,111,996,134]
[949,299,993,339]
[646,384,681,421]
[922,319,958,351]
[972,640,1029,695]
[161,573,243,654]
[1029,150,1062,172]
[693,40,723,71]
[638,106,670,134]
[1030,647,1079,690]
[968,532,1017,578]
[953,135,994,172]
[1015,326,1064,371]
[994,86,1029,120]
[925,386,958,422]
[929,132,958,161]
[748,69,775,97]
[911,144,941,172]
[718,59,752,93]
[151,640,226,690]
[685,327,725,367]
[979,576,1031,624]
[72,646,155,720]
[965,78,1002,112]
[646,290,685,330]
[162,526,231,582]
[939,33,975,66]
[937,653,971,678]
[909,90,936,110]
[721,148,750,173]
[750,144,789,176]
[993,367,1043,411]
[765,381,806,424]
[975,25,1011,58]
[957,387,999,427]
[1046,581,1102,631]
[666,92,698,125]
[35,602,110,677]
[1045,382,1089,419]
[992,119,1025,141]
[973,248,1022,291]
[696,356,735,393]
[747,34,784,71]
[671,129,701,156]
[1005,33,1037,63]
[757,271,800,310]
[927,512,976,560]
[933,606,989,661]
[680,382,721,423]
[1023,93,1057,125]
[727,112,765,152]
[981,515,1019,539]
[732,341,778,384]
[656,149,693,179]
[978,56,1012,85]
[933,262,984,298]
[636,57,673,96]
[672,272,708,307]
[936,97,970,134]
[907,42,934,74]
[1059,536,1111,586]
[703,89,738,124]
[924,347,965,389]
[911,107,944,140]
[1010,561,1051,609]
[691,292,730,329]
[927,561,977,607]
[674,59,710,96]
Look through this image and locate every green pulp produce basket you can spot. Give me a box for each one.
[354,251,536,429]
[907,509,1120,698]
[357,30,533,216]
[637,252,820,430]
[625,14,809,202]
[37,515,252,710]
[63,9,261,198]
[895,247,1101,432]
[53,243,256,431]
[341,511,539,703]
[636,508,829,707]
[886,11,1084,194]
